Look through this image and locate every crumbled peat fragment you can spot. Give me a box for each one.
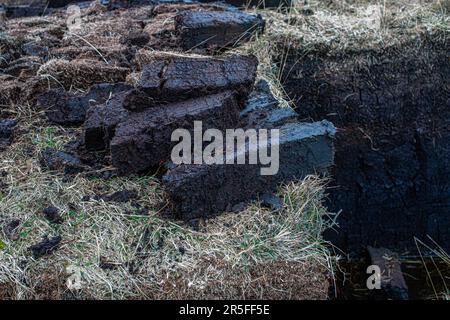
[99,256,121,270]
[100,189,138,202]
[40,148,85,174]
[83,92,130,151]
[367,246,409,300]
[174,11,265,50]
[0,119,17,150]
[111,91,241,174]
[259,193,281,211]
[29,235,62,259]
[123,54,258,111]
[121,31,150,47]
[37,83,132,125]
[163,121,336,220]
[43,206,63,224]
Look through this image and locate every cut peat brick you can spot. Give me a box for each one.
[367,246,409,300]
[37,83,132,125]
[111,91,240,174]
[83,91,130,151]
[123,54,258,111]
[28,235,62,259]
[162,120,336,220]
[174,11,264,50]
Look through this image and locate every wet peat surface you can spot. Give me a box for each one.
[279,28,450,298]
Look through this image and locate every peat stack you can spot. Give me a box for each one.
[82,54,258,160]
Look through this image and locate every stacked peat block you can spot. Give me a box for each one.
[146,4,265,51]
[162,82,336,220]
[78,51,335,220]
[82,53,258,170]
[23,3,335,220]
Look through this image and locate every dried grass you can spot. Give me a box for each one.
[37,58,130,90]
[234,0,449,111]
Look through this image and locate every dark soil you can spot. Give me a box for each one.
[279,32,450,254]
[331,255,450,300]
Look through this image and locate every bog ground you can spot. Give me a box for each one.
[0,0,449,300]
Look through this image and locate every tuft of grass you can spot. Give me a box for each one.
[240,0,449,79]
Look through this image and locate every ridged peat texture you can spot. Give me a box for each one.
[280,35,450,254]
[82,54,257,154]
[123,54,258,111]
